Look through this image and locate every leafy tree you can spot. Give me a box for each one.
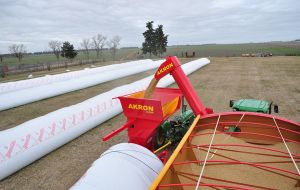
[155,25,168,57]
[61,41,77,59]
[9,44,26,62]
[142,21,168,57]
[142,21,156,57]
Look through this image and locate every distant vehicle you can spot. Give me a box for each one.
[230,99,279,114]
[241,53,273,57]
[261,53,273,57]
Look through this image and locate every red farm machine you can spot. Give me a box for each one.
[102,56,300,189]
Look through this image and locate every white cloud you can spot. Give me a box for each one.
[0,0,299,53]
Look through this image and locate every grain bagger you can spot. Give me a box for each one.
[99,56,300,189]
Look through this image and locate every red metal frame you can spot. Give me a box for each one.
[192,111,300,145]
[154,112,300,189]
[103,88,183,150]
[184,144,300,158]
[102,56,214,150]
[158,183,253,190]
[100,56,300,188]
[176,171,274,190]
[155,56,213,115]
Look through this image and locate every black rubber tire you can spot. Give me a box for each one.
[153,127,166,150]
[229,100,235,107]
[274,104,279,113]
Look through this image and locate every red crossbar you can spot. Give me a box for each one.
[196,121,300,135]
[191,131,300,145]
[190,146,300,181]
[102,119,134,141]
[175,174,221,190]
[195,147,299,165]
[177,171,275,190]
[186,144,300,158]
[158,183,252,190]
[185,145,300,159]
[172,160,300,176]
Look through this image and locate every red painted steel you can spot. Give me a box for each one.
[200,111,300,127]
[191,131,300,144]
[184,144,300,158]
[172,160,300,176]
[155,56,212,116]
[103,88,182,150]
[195,111,300,144]
[158,183,252,190]
[99,56,300,188]
[102,119,135,141]
[177,171,274,190]
[102,56,213,150]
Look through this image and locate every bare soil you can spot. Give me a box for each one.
[0,57,299,190]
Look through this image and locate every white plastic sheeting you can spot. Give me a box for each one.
[0,60,163,111]
[70,143,163,190]
[0,58,210,180]
[0,59,153,94]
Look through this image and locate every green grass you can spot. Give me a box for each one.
[1,48,140,65]
[166,42,300,57]
[1,42,300,65]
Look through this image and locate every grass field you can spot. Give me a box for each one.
[0,56,299,190]
[0,48,140,65]
[167,42,300,57]
[1,41,300,65]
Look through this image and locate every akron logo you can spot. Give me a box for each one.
[128,104,154,113]
[156,62,174,76]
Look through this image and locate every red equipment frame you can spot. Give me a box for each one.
[102,56,213,150]
[103,88,183,150]
[154,56,213,115]
[101,56,300,189]
[151,112,300,189]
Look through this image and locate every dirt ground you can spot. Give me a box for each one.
[0,56,299,190]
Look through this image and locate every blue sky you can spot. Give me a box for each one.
[0,0,299,53]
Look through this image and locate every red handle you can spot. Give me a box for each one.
[102,119,135,141]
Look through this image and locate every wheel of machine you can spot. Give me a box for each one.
[274,104,279,113]
[229,100,235,107]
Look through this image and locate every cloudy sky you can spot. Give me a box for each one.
[0,0,299,53]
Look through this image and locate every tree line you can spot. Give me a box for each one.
[48,34,121,61]
[3,34,121,63]
[2,21,167,64]
[78,34,121,61]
